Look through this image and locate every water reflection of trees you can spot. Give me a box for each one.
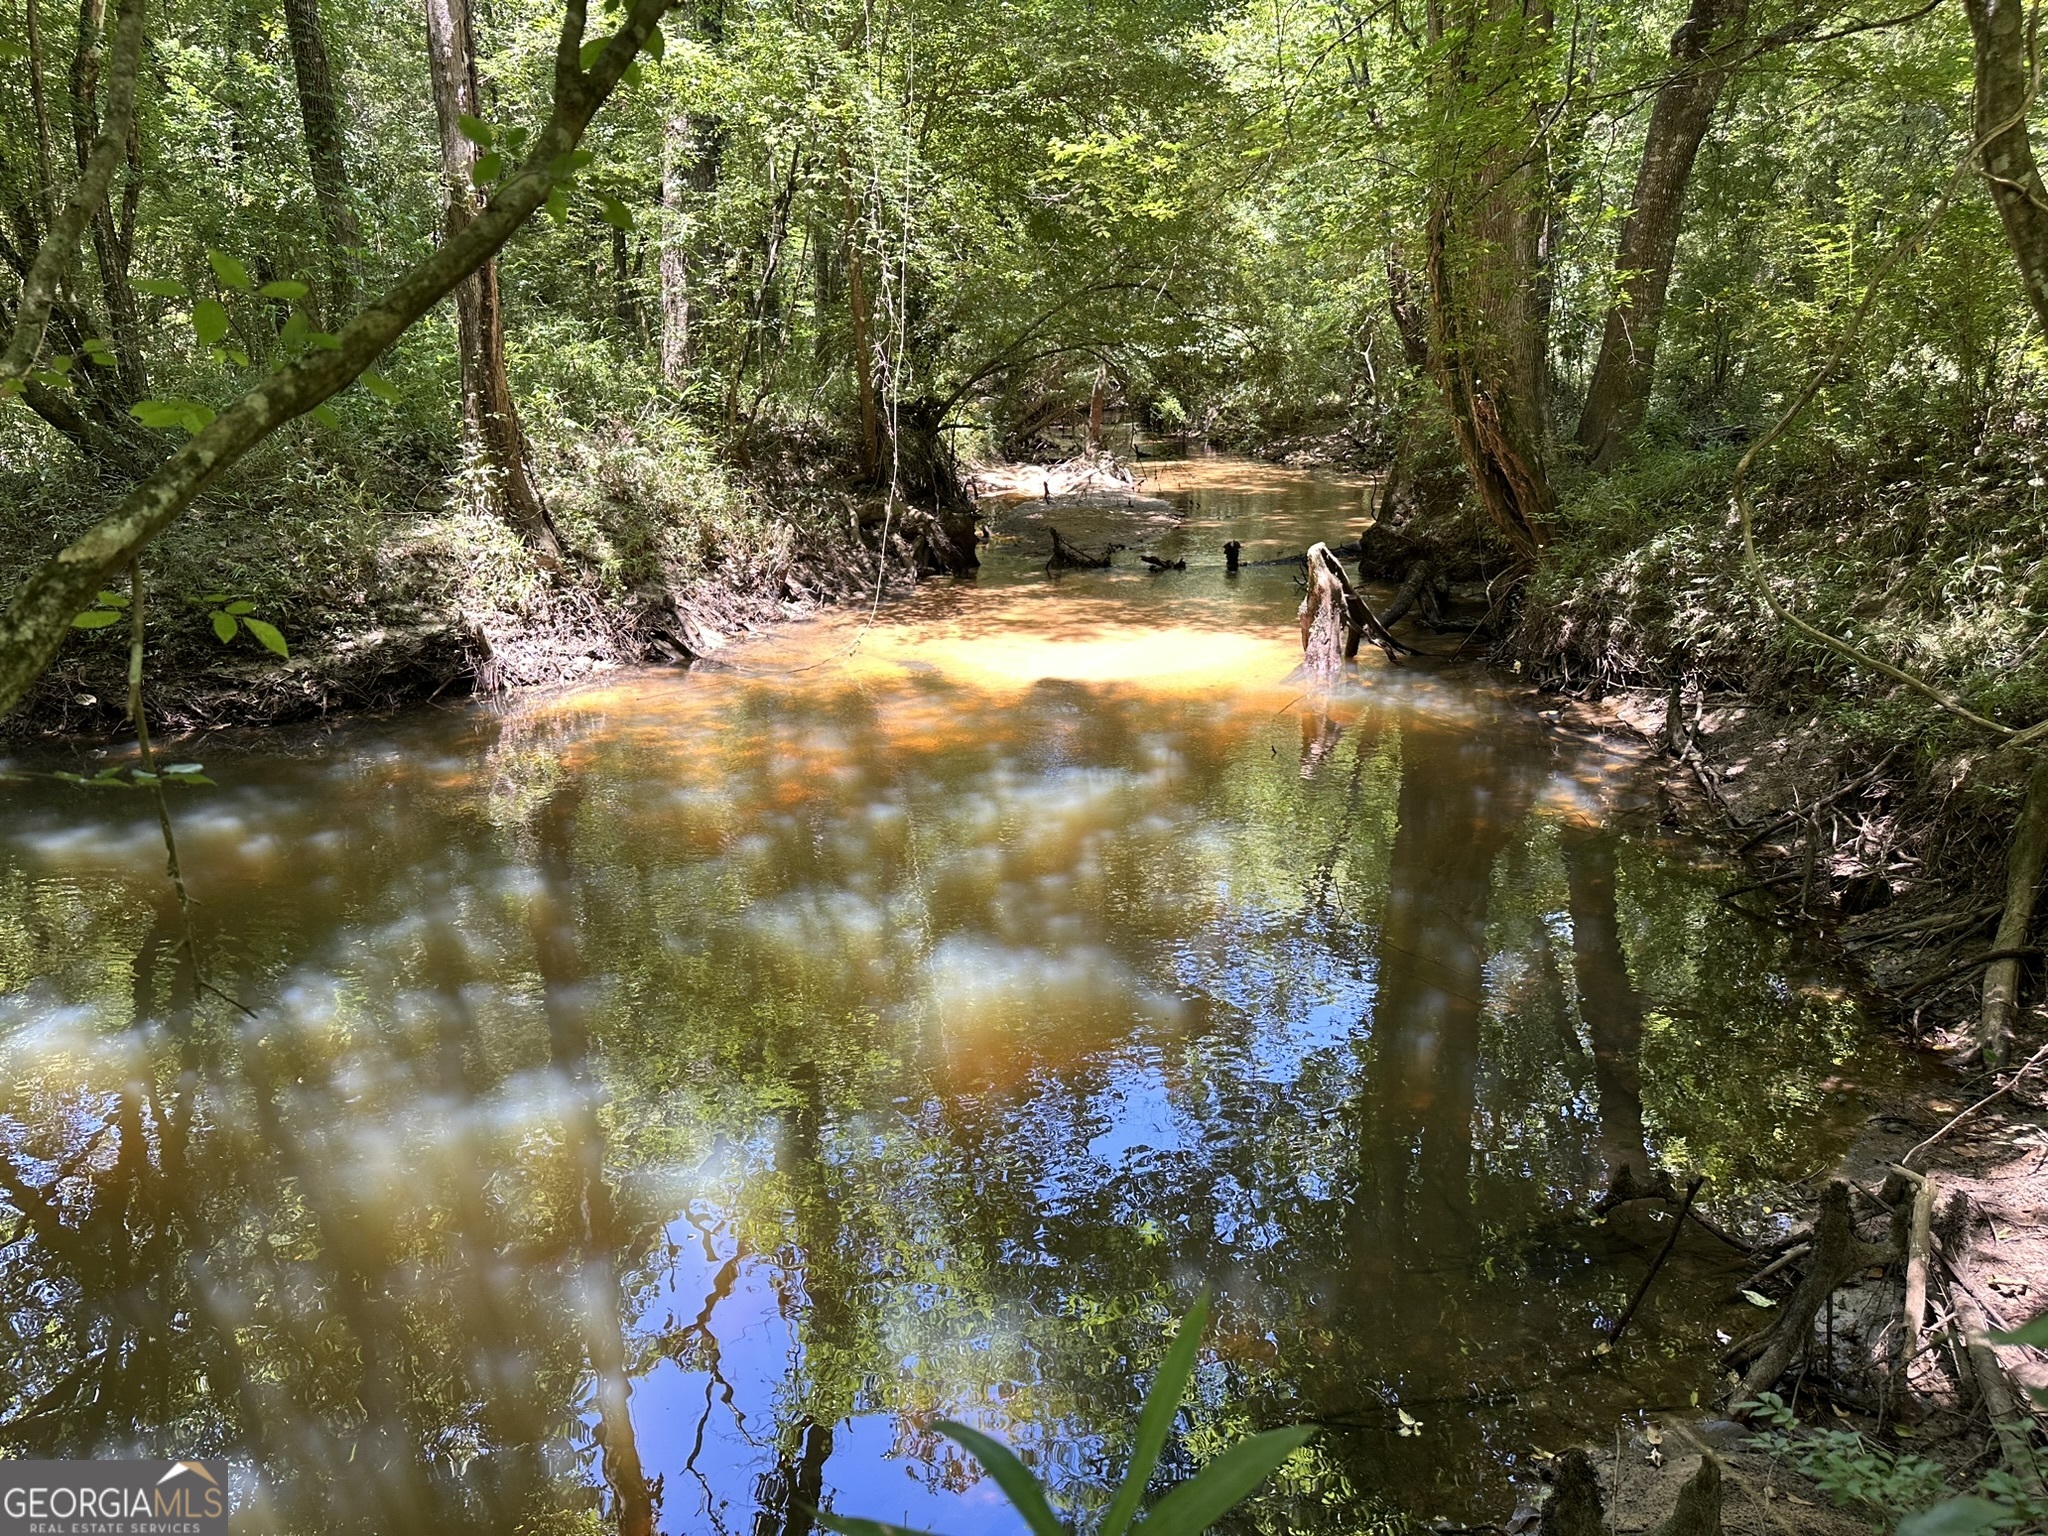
[1,685,1874,1530]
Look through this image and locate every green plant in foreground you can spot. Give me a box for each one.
[815,1293,1315,1536]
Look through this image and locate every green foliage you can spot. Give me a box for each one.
[818,1297,1315,1536]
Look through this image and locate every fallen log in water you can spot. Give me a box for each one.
[1045,526,1122,569]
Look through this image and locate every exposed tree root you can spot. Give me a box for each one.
[1979,752,2048,1067]
[1733,1181,1896,1403]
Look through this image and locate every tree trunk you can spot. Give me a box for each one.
[1576,0,1747,469]
[68,0,146,402]
[1966,0,2048,339]
[1086,361,1107,452]
[26,0,57,228]
[423,0,562,561]
[281,0,361,323]
[657,113,702,385]
[1422,1,1556,561]
[844,176,878,478]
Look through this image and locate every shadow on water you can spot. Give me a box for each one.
[1,457,1889,1531]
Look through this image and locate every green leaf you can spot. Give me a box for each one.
[71,610,124,629]
[1896,1499,2013,1536]
[622,60,643,88]
[545,187,570,225]
[193,299,230,345]
[599,196,634,231]
[224,600,256,615]
[642,22,665,60]
[279,312,310,350]
[210,611,239,643]
[207,249,253,291]
[1991,1314,2048,1349]
[0,39,27,62]
[810,1515,944,1536]
[95,591,130,607]
[579,36,608,69]
[472,151,504,186]
[130,398,214,433]
[134,278,185,297]
[360,370,400,403]
[549,149,594,181]
[309,403,341,430]
[307,332,341,351]
[81,336,112,354]
[1128,1427,1318,1536]
[86,349,118,367]
[259,279,309,301]
[32,369,68,389]
[47,354,72,374]
[457,113,495,148]
[164,772,216,787]
[1104,1293,1211,1536]
[930,1423,1063,1536]
[243,618,290,657]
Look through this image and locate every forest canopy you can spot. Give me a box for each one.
[0,0,2042,734]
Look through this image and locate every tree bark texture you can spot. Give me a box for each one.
[1965,0,2048,339]
[1576,0,1748,468]
[424,0,562,559]
[1423,2,1557,560]
[282,0,362,322]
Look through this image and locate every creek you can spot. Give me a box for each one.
[0,456,1892,1532]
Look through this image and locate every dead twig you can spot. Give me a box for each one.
[1605,1176,1704,1347]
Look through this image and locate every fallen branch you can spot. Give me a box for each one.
[1893,1168,1936,1415]
[1902,1040,2048,1167]
[1899,946,2042,999]
[1605,1175,1704,1347]
[1046,526,1119,569]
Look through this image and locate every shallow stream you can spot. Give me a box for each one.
[0,457,1887,1532]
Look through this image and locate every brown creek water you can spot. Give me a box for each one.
[0,455,1889,1534]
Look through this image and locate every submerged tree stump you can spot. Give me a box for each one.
[1299,541,1410,685]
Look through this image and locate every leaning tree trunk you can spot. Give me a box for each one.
[423,0,562,561]
[1965,0,2048,340]
[1576,0,1747,469]
[282,0,361,323]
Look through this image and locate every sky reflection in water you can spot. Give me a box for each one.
[0,457,1884,1533]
